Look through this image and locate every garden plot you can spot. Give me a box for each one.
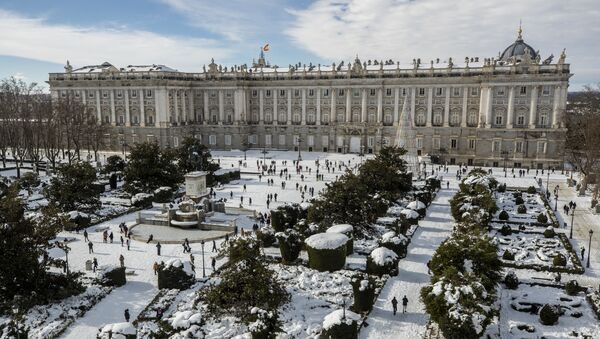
[499,285,600,338]
[494,231,581,272]
[494,191,550,224]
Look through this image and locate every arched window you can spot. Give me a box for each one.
[384,113,392,125]
[467,110,478,126]
[293,113,301,124]
[352,108,360,122]
[307,113,315,124]
[450,108,460,126]
[416,108,426,126]
[322,113,329,124]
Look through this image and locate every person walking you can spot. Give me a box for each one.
[190,253,195,265]
[156,242,162,256]
[402,295,408,313]
[102,230,108,243]
[581,246,586,260]
[391,297,398,315]
[212,240,217,252]
[88,241,94,254]
[120,235,124,247]
[83,229,89,242]
[119,254,125,268]
[153,261,159,275]
[109,232,114,243]
[211,257,216,272]
[126,238,130,251]
[147,234,154,244]
[92,257,98,272]
[124,309,130,322]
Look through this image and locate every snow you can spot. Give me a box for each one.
[305,232,349,250]
[169,310,202,329]
[322,309,361,330]
[381,231,408,245]
[164,259,195,277]
[400,209,420,219]
[406,201,426,210]
[326,224,354,235]
[369,247,398,266]
[99,322,136,336]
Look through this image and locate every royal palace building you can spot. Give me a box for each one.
[48,29,571,168]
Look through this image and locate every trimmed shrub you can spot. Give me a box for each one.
[504,271,519,289]
[380,231,409,258]
[366,247,399,277]
[326,224,354,255]
[305,233,348,272]
[527,186,537,194]
[517,204,527,214]
[502,250,515,261]
[565,280,581,296]
[270,204,306,233]
[498,210,509,221]
[500,224,512,236]
[513,191,522,199]
[132,193,153,208]
[256,227,276,248]
[153,186,173,203]
[496,183,507,193]
[322,310,359,339]
[552,254,567,267]
[275,230,303,264]
[537,213,548,224]
[515,196,525,205]
[157,260,195,289]
[270,210,285,232]
[351,275,376,313]
[98,266,126,287]
[539,304,560,325]
[19,172,40,190]
[543,226,556,238]
[65,212,91,231]
[248,308,283,339]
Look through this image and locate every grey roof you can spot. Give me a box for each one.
[500,37,538,62]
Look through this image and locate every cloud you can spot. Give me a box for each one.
[159,0,288,42]
[0,9,232,72]
[285,0,600,87]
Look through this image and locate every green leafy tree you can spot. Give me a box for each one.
[102,155,126,174]
[202,237,289,323]
[123,141,183,194]
[175,137,220,186]
[358,146,412,202]
[45,162,100,213]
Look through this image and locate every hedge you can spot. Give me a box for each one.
[100,267,126,287]
[351,277,376,313]
[157,264,195,290]
[306,245,347,272]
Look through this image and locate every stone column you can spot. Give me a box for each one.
[552,85,561,128]
[273,88,278,126]
[393,88,400,126]
[301,88,306,125]
[426,87,433,127]
[174,89,179,123]
[485,87,493,128]
[377,88,383,123]
[410,88,416,126]
[203,91,209,124]
[259,89,264,124]
[287,89,292,125]
[124,90,131,126]
[218,90,224,124]
[316,88,321,126]
[529,86,538,129]
[461,87,468,128]
[109,90,116,126]
[443,87,450,127]
[139,89,145,127]
[330,88,336,124]
[182,90,187,123]
[189,90,194,123]
[95,89,101,123]
[507,86,515,128]
[479,86,487,127]
[361,89,367,123]
[345,89,351,122]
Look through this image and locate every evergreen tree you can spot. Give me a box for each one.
[175,137,219,174]
[102,155,126,174]
[123,141,183,194]
[45,161,100,213]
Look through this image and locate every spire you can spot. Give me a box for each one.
[517,20,523,41]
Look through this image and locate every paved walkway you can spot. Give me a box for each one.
[360,182,456,339]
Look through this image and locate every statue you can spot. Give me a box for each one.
[558,49,566,64]
[448,57,453,68]
[64,60,73,73]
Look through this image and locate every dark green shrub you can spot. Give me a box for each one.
[226,237,261,263]
[270,204,306,233]
[565,280,581,296]
[539,304,560,325]
[322,310,359,339]
[65,212,91,231]
[248,308,283,339]
[499,210,509,221]
[351,275,376,313]
[275,230,303,264]
[305,233,347,272]
[132,193,153,208]
[98,266,126,287]
[527,186,537,194]
[496,183,506,193]
[502,250,515,261]
[153,187,173,203]
[270,210,285,232]
[500,224,512,236]
[504,271,519,289]
[552,254,567,267]
[109,173,118,190]
[366,247,399,276]
[515,196,525,205]
[19,172,40,190]
[543,227,555,238]
[256,227,276,247]
[380,232,408,258]
[326,224,354,255]
[512,191,522,199]
[517,204,527,214]
[537,213,548,224]
[157,260,195,289]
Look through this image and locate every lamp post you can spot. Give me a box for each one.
[297,137,303,161]
[546,170,550,196]
[242,141,249,161]
[569,205,576,239]
[201,240,206,278]
[587,229,593,268]
[262,146,268,163]
[501,150,509,178]
[554,190,558,211]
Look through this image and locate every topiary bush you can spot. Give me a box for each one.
[157,260,195,289]
[326,224,354,255]
[552,254,567,267]
[321,309,359,339]
[351,275,376,313]
[515,196,525,205]
[275,229,303,264]
[153,186,173,203]
[366,247,399,277]
[97,266,126,287]
[565,280,581,296]
[379,231,409,258]
[19,172,40,190]
[305,233,348,272]
[513,191,522,199]
[256,227,276,247]
[539,304,560,325]
[500,224,512,236]
[270,204,306,233]
[517,204,527,214]
[498,210,509,221]
[504,271,519,289]
[537,213,548,224]
[502,249,515,261]
[543,226,556,238]
[496,183,507,193]
[527,186,537,194]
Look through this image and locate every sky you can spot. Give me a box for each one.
[0,0,598,91]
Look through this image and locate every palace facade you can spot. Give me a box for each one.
[48,29,571,168]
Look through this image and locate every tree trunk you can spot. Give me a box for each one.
[579,174,588,195]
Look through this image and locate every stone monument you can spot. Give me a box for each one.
[185,171,209,201]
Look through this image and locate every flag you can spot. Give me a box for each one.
[262,43,270,52]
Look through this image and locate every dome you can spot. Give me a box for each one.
[500,27,538,62]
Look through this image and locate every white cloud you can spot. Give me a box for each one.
[0,9,232,72]
[286,0,600,88]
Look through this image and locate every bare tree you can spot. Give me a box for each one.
[566,84,600,197]
[55,93,87,164]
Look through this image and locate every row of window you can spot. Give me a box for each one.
[415,138,547,154]
[61,90,153,99]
